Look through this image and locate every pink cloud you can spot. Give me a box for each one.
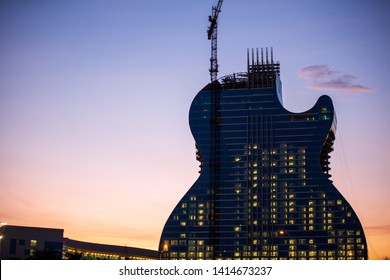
[299,65,374,93]
[299,65,335,79]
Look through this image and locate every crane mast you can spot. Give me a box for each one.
[208,0,223,82]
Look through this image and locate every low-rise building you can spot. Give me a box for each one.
[63,238,158,260]
[0,225,63,260]
[0,224,158,260]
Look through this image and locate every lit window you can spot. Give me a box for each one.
[347,238,355,244]
[180,222,186,226]
[30,240,37,247]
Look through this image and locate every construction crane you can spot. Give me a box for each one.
[207,0,223,82]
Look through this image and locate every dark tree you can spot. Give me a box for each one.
[27,249,61,260]
[64,251,83,260]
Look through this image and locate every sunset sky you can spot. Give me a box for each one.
[0,0,389,259]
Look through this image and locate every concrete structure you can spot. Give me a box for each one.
[0,225,158,260]
[63,238,158,260]
[0,225,63,260]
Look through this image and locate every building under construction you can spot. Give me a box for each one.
[158,1,367,260]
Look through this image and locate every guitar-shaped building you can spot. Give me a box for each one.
[159,49,367,260]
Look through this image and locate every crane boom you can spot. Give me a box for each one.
[207,0,223,82]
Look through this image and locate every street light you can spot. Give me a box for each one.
[160,242,169,260]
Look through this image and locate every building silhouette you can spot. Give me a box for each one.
[159,49,367,260]
[0,225,63,260]
[0,224,158,260]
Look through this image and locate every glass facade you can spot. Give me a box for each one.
[159,52,367,260]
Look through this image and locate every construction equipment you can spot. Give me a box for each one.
[207,0,223,82]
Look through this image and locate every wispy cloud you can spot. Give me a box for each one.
[299,65,373,93]
[364,224,390,235]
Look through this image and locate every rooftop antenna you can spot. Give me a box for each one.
[207,0,224,82]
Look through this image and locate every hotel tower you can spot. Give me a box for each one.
[159,48,367,260]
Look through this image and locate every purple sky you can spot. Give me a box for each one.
[0,0,389,259]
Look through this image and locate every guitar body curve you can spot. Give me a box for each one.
[159,75,367,260]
